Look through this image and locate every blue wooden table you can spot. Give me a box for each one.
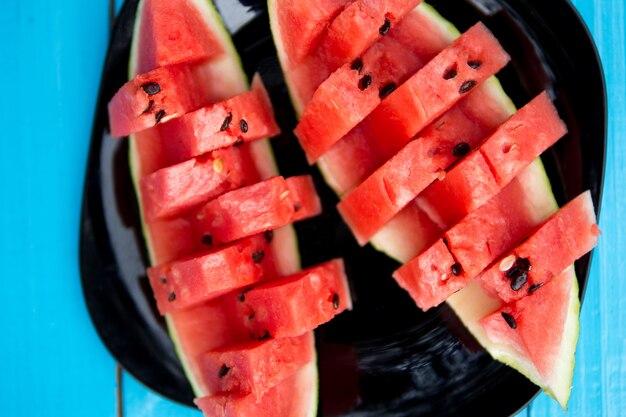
[0,0,623,416]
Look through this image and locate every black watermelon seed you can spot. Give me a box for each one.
[510,272,528,291]
[350,58,364,73]
[263,230,274,243]
[359,74,372,90]
[201,234,213,245]
[332,293,340,310]
[528,283,542,294]
[379,82,397,99]
[220,112,232,131]
[293,203,302,212]
[467,60,483,69]
[452,142,471,157]
[443,67,458,80]
[501,312,517,329]
[218,364,230,378]
[155,109,166,124]
[168,292,176,302]
[233,138,244,147]
[506,266,522,280]
[459,80,477,94]
[379,18,391,36]
[515,257,531,271]
[142,99,154,114]
[252,250,265,264]
[141,82,161,95]
[451,263,463,276]
[248,312,255,320]
[257,330,271,341]
[237,288,252,302]
[239,119,248,133]
[159,277,167,284]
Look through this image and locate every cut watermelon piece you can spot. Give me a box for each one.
[417,92,567,229]
[337,138,446,245]
[393,167,557,310]
[480,268,579,408]
[238,259,352,339]
[274,0,349,66]
[315,0,423,69]
[136,0,224,73]
[366,22,510,143]
[126,0,313,400]
[478,191,599,303]
[295,21,510,162]
[196,332,314,398]
[157,75,281,166]
[109,61,219,138]
[147,236,268,314]
[139,147,256,221]
[192,175,321,245]
[195,361,318,417]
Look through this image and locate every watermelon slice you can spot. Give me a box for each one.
[238,259,352,339]
[195,361,318,417]
[479,268,580,408]
[136,0,224,73]
[196,332,314,398]
[157,75,281,166]
[192,175,321,245]
[294,21,510,162]
[478,191,599,303]
[139,147,256,221]
[125,0,318,404]
[147,236,269,314]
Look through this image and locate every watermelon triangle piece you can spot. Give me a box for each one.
[479,267,580,409]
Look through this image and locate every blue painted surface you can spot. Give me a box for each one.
[0,0,623,416]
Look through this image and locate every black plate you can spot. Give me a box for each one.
[80,0,606,415]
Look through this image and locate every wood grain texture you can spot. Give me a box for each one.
[0,0,117,416]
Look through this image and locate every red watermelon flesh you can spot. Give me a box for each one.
[478,191,599,303]
[195,361,318,417]
[139,147,256,222]
[109,61,219,138]
[337,138,447,245]
[294,37,423,163]
[479,268,577,398]
[393,173,551,310]
[295,22,509,163]
[316,0,423,70]
[192,175,321,245]
[417,92,567,229]
[196,332,314,398]
[136,0,223,73]
[157,76,281,166]
[239,259,352,339]
[365,22,510,148]
[147,235,268,315]
[320,82,510,195]
[275,0,349,66]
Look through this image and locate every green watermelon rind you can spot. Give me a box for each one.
[270,0,577,409]
[126,0,314,405]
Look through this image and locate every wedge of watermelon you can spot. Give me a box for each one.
[195,361,318,417]
[480,268,580,408]
[196,332,315,398]
[126,0,316,404]
[139,147,256,221]
[478,191,599,303]
[157,75,281,165]
[294,22,510,162]
[238,259,352,339]
[192,175,321,245]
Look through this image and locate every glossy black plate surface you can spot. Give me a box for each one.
[80,0,606,415]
